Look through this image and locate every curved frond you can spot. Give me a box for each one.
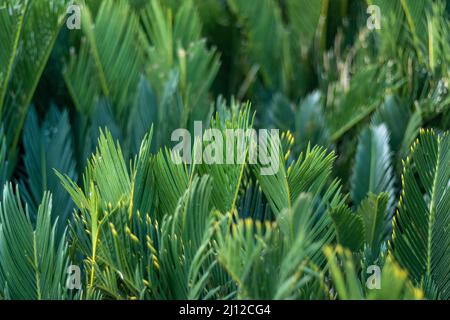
[197,103,253,213]
[0,184,69,299]
[356,192,389,262]
[141,0,220,121]
[63,0,147,149]
[295,91,330,153]
[21,106,77,234]
[7,0,68,149]
[153,175,215,299]
[0,0,26,112]
[0,127,9,186]
[227,0,290,91]
[325,246,423,300]
[351,124,395,211]
[331,205,364,252]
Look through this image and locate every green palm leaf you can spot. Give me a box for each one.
[295,91,330,153]
[331,192,390,261]
[197,102,253,213]
[254,131,339,216]
[400,0,428,60]
[331,205,364,252]
[132,128,157,218]
[0,184,69,299]
[227,0,290,91]
[390,129,450,299]
[7,0,68,149]
[217,192,338,299]
[127,77,158,154]
[0,127,9,186]
[237,180,273,221]
[75,0,143,123]
[356,192,389,262]
[325,246,423,300]
[0,0,26,113]
[63,38,100,116]
[21,106,77,234]
[153,175,215,299]
[367,0,405,56]
[92,129,131,205]
[57,128,156,299]
[329,66,397,141]
[57,128,133,296]
[286,0,323,52]
[351,124,395,211]
[140,0,220,122]
[154,148,190,219]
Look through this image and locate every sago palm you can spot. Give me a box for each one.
[0,0,448,301]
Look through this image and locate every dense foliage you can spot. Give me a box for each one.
[0,0,449,300]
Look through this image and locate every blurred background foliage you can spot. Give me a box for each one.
[16,0,450,179]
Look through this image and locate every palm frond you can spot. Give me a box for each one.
[197,102,253,213]
[91,129,131,206]
[21,106,77,234]
[228,0,290,91]
[371,95,412,154]
[390,129,450,299]
[325,245,423,300]
[217,192,336,299]
[328,65,398,141]
[56,129,138,297]
[237,180,273,221]
[286,0,324,52]
[132,127,157,218]
[366,0,405,57]
[400,0,428,61]
[331,205,364,252]
[0,127,9,186]
[127,77,158,154]
[0,184,69,299]
[351,124,395,212]
[331,192,390,262]
[154,148,190,219]
[288,145,337,202]
[7,0,68,149]
[77,0,143,123]
[63,38,100,116]
[254,132,335,215]
[0,0,26,113]
[295,91,330,153]
[216,214,281,299]
[140,0,220,122]
[356,192,389,262]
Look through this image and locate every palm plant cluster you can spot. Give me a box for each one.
[0,0,448,300]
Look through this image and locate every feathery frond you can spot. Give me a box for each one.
[21,106,77,233]
[390,129,450,299]
[351,124,395,212]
